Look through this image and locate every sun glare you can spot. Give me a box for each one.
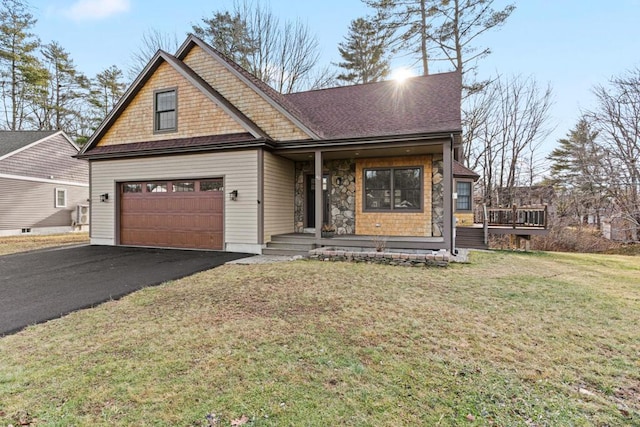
[392,68,416,83]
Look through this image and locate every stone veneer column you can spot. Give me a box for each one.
[294,159,356,234]
[432,155,444,237]
[327,159,356,235]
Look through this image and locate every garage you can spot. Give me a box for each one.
[119,178,224,250]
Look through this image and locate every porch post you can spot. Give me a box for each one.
[443,137,454,253]
[314,149,323,240]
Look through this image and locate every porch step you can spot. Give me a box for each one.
[266,242,316,251]
[264,234,316,256]
[456,227,488,250]
[262,248,312,256]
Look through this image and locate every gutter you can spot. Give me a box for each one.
[75,139,273,160]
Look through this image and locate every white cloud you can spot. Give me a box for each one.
[65,0,131,21]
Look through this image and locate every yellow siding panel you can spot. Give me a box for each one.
[455,212,475,226]
[355,156,433,237]
[97,62,246,146]
[183,46,310,141]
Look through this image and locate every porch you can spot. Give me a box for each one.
[269,133,458,256]
[262,233,446,257]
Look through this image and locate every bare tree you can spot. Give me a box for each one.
[365,0,514,81]
[466,74,553,206]
[193,1,321,93]
[128,28,180,80]
[589,68,640,239]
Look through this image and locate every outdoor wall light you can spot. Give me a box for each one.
[100,193,109,202]
[229,190,238,201]
[336,177,343,186]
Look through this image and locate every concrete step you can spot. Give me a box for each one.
[267,242,316,251]
[270,234,315,241]
[262,248,310,257]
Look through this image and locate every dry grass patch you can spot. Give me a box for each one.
[0,233,89,255]
[0,251,638,426]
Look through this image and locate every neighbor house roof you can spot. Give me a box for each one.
[285,72,462,140]
[0,130,59,158]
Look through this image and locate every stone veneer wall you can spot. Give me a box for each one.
[431,155,444,237]
[294,159,356,234]
[328,159,356,235]
[309,247,450,267]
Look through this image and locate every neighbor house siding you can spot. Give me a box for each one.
[97,61,246,147]
[183,46,310,141]
[0,177,88,230]
[355,156,433,236]
[263,151,294,242]
[90,151,258,248]
[0,133,87,183]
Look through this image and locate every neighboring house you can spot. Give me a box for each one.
[602,216,639,242]
[78,35,466,254]
[0,130,89,236]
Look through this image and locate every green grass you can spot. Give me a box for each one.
[0,251,638,426]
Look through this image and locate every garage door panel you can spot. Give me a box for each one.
[120,179,224,250]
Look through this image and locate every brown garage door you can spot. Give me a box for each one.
[120,179,224,250]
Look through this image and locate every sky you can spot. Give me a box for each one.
[33,0,640,157]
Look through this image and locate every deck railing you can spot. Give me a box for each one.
[486,205,548,229]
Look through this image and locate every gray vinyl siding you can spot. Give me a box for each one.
[263,151,294,242]
[0,133,88,184]
[90,150,259,246]
[0,177,89,230]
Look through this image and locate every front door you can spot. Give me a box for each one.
[306,174,330,228]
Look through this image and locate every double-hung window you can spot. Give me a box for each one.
[54,188,67,208]
[456,181,473,211]
[154,89,177,132]
[364,167,422,211]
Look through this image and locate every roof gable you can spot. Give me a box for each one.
[0,131,87,183]
[177,36,318,140]
[0,130,60,159]
[80,50,267,154]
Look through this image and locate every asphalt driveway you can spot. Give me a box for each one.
[0,245,251,336]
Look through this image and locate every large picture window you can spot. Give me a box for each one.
[154,89,177,132]
[364,167,422,211]
[456,181,472,211]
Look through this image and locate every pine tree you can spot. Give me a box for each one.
[85,65,125,139]
[0,0,41,130]
[192,11,256,71]
[548,118,608,224]
[35,41,88,135]
[336,17,390,84]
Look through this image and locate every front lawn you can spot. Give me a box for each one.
[0,251,638,426]
[0,232,89,256]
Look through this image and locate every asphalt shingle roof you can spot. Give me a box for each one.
[0,131,58,158]
[284,72,462,140]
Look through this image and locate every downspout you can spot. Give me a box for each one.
[449,133,456,254]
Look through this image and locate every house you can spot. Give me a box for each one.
[0,130,89,236]
[77,35,468,254]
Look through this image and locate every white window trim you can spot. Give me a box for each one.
[55,188,67,208]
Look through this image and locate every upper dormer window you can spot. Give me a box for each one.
[154,89,177,132]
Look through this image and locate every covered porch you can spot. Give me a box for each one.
[267,134,457,255]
